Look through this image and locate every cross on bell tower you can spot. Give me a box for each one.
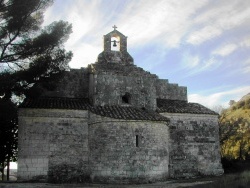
[112,25,117,30]
[111,25,119,49]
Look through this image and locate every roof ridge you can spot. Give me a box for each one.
[156,98,217,115]
[20,97,169,121]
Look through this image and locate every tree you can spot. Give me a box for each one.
[220,116,250,160]
[0,0,73,180]
[0,0,73,99]
[0,99,17,181]
[229,100,236,106]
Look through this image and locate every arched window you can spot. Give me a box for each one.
[122,92,131,104]
[111,36,120,51]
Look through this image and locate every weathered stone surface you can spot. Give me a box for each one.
[48,162,90,183]
[98,29,133,64]
[88,113,169,183]
[161,113,223,178]
[17,28,223,184]
[41,68,89,98]
[87,62,187,110]
[156,79,187,101]
[91,69,157,109]
[18,109,89,182]
[157,99,217,114]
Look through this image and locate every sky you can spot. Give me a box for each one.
[43,0,250,110]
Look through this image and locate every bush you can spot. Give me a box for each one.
[221,158,250,173]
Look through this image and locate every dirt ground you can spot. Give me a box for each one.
[0,179,214,188]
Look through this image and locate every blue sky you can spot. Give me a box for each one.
[44,0,250,110]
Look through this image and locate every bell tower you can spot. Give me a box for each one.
[97,25,134,64]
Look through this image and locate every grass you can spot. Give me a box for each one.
[187,160,250,188]
[188,171,250,188]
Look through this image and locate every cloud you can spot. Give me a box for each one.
[186,1,250,45]
[182,53,200,68]
[42,0,250,70]
[212,43,238,57]
[183,55,220,76]
[188,86,250,108]
[240,37,250,48]
[186,26,222,45]
[44,1,102,30]
[43,0,211,68]
[117,0,208,48]
[68,43,102,68]
[39,0,250,116]
[43,0,112,67]
[242,58,250,74]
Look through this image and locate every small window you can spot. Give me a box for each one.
[136,135,139,147]
[122,92,131,104]
[122,95,129,103]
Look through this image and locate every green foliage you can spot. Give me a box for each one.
[0,99,18,180]
[0,0,73,181]
[0,0,73,99]
[219,93,250,160]
[230,94,250,111]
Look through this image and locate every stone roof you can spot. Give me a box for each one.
[19,97,91,110]
[156,99,218,115]
[105,29,126,37]
[20,97,169,122]
[90,63,158,78]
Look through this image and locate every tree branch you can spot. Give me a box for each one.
[0,29,20,61]
[7,62,15,71]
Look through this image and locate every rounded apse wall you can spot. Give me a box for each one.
[88,120,169,184]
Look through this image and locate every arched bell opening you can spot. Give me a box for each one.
[111,36,120,51]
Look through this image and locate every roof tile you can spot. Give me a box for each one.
[156,99,217,115]
[20,97,169,121]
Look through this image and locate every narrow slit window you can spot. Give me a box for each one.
[136,135,139,147]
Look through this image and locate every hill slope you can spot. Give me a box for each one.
[220,93,250,160]
[221,93,250,122]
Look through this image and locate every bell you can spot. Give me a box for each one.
[113,40,117,47]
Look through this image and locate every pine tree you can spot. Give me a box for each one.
[0,0,73,99]
[0,0,73,180]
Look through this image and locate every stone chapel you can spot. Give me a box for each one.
[17,27,223,183]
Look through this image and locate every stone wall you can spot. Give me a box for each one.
[18,107,223,183]
[89,63,188,108]
[18,110,50,181]
[156,79,187,101]
[39,65,188,106]
[42,68,89,98]
[161,113,223,178]
[18,108,170,183]
[92,72,157,110]
[88,113,169,183]
[18,109,89,182]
